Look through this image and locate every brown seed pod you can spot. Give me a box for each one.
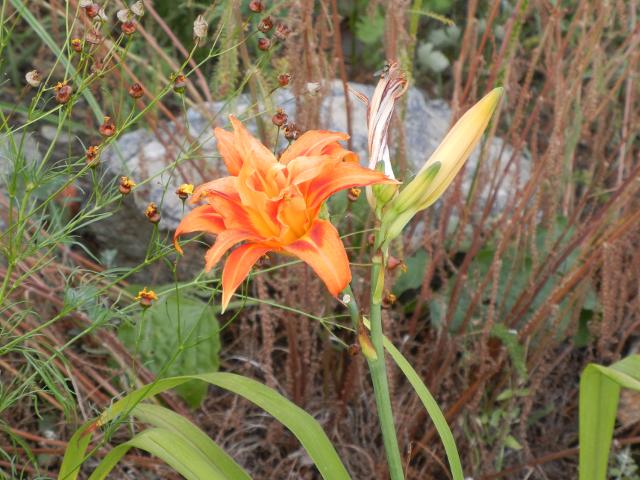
[257,37,271,51]
[54,82,73,104]
[258,16,273,33]
[85,145,100,167]
[271,108,288,127]
[277,73,291,87]
[99,116,116,137]
[173,74,187,94]
[128,82,144,99]
[84,3,100,18]
[249,0,264,13]
[119,176,136,195]
[121,21,137,35]
[283,122,300,141]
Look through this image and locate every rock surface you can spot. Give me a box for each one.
[95,80,529,264]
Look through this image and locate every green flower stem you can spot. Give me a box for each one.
[368,259,404,480]
[342,267,404,479]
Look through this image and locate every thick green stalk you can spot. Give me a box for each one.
[367,259,404,479]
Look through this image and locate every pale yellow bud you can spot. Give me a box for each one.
[414,87,503,210]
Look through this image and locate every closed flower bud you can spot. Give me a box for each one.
[274,23,290,41]
[119,176,136,195]
[99,116,116,137]
[70,38,83,52]
[145,202,161,224]
[386,255,403,271]
[173,74,187,94]
[271,108,287,127]
[248,0,263,13]
[258,16,273,33]
[128,82,144,99]
[121,21,137,35]
[130,1,144,17]
[257,37,271,51]
[85,145,100,167]
[25,70,42,88]
[193,14,208,40]
[277,73,291,86]
[54,82,73,104]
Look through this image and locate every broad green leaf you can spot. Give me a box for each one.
[89,427,226,480]
[132,403,251,480]
[392,249,428,297]
[579,355,640,480]
[66,372,351,480]
[119,291,221,407]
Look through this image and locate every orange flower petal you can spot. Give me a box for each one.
[279,130,350,164]
[228,116,277,173]
[305,162,393,212]
[174,205,225,254]
[283,219,351,296]
[190,176,238,204]
[286,155,331,186]
[220,243,271,312]
[204,229,256,271]
[214,128,243,175]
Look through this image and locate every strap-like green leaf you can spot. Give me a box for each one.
[89,427,226,480]
[58,420,95,480]
[579,355,640,480]
[132,403,251,480]
[383,337,464,480]
[64,372,351,480]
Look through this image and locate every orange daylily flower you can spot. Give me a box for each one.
[175,116,393,312]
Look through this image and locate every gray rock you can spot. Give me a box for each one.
[96,80,529,263]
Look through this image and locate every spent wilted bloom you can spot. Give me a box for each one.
[99,116,116,137]
[70,38,83,52]
[86,145,100,167]
[128,82,144,99]
[85,29,103,45]
[380,87,503,244]
[97,8,108,22]
[257,37,271,51]
[25,70,42,88]
[119,176,136,195]
[176,183,194,201]
[193,14,208,40]
[271,108,287,127]
[117,8,132,23]
[306,82,320,95]
[274,23,291,41]
[54,82,73,104]
[283,122,300,141]
[248,0,263,13]
[135,287,157,308]
[277,73,291,87]
[145,202,160,224]
[382,292,397,309]
[130,1,144,17]
[174,116,392,311]
[351,62,407,211]
[258,16,273,33]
